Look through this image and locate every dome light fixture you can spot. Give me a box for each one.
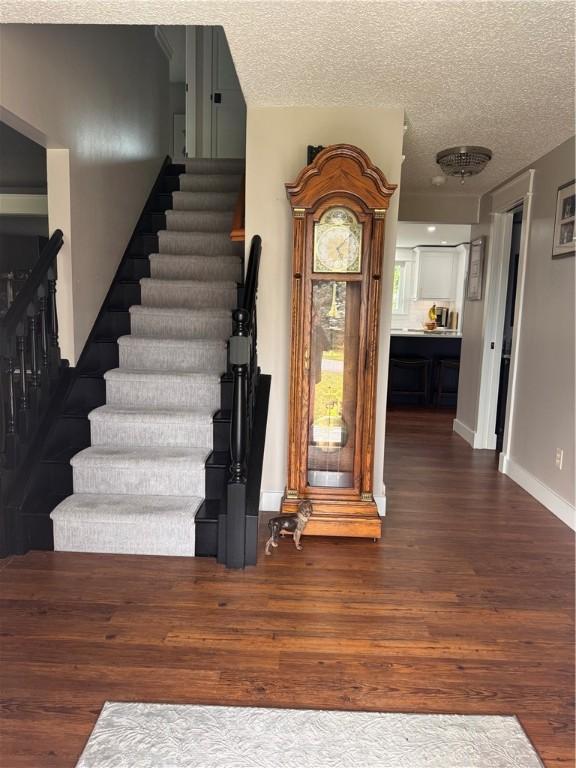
[436,146,493,184]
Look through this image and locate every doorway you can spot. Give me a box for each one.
[185,26,247,160]
[495,206,522,452]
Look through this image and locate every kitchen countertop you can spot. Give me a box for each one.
[391,329,462,338]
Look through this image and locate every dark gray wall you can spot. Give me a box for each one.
[0,121,47,192]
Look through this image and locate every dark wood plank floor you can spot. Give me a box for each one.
[1,408,573,767]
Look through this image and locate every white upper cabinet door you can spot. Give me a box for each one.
[417,250,457,299]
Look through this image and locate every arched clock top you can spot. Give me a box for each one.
[285,144,397,212]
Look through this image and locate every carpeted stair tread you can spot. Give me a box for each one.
[129,305,232,340]
[71,445,208,497]
[178,174,242,193]
[71,445,210,469]
[172,191,237,211]
[51,494,201,556]
[104,368,221,410]
[184,158,244,174]
[118,335,227,373]
[158,230,242,256]
[165,210,233,232]
[140,278,237,310]
[148,254,241,282]
[89,405,213,449]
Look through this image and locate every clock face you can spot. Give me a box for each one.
[313,207,362,273]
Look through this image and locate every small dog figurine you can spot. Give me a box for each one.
[265,501,313,555]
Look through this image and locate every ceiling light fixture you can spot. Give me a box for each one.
[436,146,493,184]
[427,226,436,232]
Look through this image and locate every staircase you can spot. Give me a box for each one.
[50,158,245,557]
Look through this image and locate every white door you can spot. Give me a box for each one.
[209,28,246,158]
[185,26,246,159]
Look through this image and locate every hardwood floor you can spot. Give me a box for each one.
[1,407,573,767]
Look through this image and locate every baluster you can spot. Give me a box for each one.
[47,267,61,374]
[38,285,49,370]
[28,303,40,389]
[47,267,59,349]
[16,322,29,411]
[6,357,16,435]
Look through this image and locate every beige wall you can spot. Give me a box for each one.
[457,137,575,514]
[399,192,479,224]
[0,24,169,362]
[245,106,405,507]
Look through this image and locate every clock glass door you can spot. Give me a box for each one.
[307,278,361,488]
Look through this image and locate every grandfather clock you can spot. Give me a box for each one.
[281,144,396,538]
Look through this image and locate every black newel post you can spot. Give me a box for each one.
[226,308,250,568]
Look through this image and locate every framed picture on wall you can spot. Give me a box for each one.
[466,237,485,301]
[552,180,575,259]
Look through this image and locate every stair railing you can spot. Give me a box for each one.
[0,229,64,470]
[223,234,264,568]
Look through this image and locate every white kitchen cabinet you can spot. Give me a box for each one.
[416,249,457,299]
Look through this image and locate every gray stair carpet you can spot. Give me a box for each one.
[51,158,244,557]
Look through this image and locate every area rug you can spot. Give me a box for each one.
[76,702,544,768]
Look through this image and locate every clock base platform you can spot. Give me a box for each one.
[279,497,382,539]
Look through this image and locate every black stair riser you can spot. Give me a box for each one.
[129,233,158,257]
[195,519,218,557]
[164,163,185,176]
[220,377,233,410]
[146,192,173,212]
[37,461,73,494]
[158,176,180,193]
[213,419,230,452]
[43,416,90,457]
[205,463,226,505]
[119,257,150,281]
[95,310,131,339]
[109,281,140,310]
[21,512,54,551]
[65,377,106,415]
[77,341,119,374]
[137,212,166,233]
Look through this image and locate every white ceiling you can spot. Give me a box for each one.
[3,1,574,196]
[396,222,471,249]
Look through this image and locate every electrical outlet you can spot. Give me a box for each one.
[555,448,564,470]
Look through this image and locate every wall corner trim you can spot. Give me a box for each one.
[260,491,283,512]
[374,495,386,517]
[500,454,576,531]
[154,27,173,61]
[453,418,477,448]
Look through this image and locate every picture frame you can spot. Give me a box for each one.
[466,236,485,301]
[552,179,575,259]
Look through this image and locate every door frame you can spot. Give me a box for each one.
[475,169,535,465]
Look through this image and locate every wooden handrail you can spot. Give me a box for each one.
[230,174,245,242]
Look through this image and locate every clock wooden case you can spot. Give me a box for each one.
[281,144,397,539]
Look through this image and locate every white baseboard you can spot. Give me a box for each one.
[453,418,476,447]
[260,491,387,517]
[500,454,575,531]
[260,491,283,512]
[374,495,386,517]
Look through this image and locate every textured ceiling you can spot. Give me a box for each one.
[1,1,574,194]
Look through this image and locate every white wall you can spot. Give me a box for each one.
[245,106,405,508]
[457,137,575,522]
[0,24,169,363]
